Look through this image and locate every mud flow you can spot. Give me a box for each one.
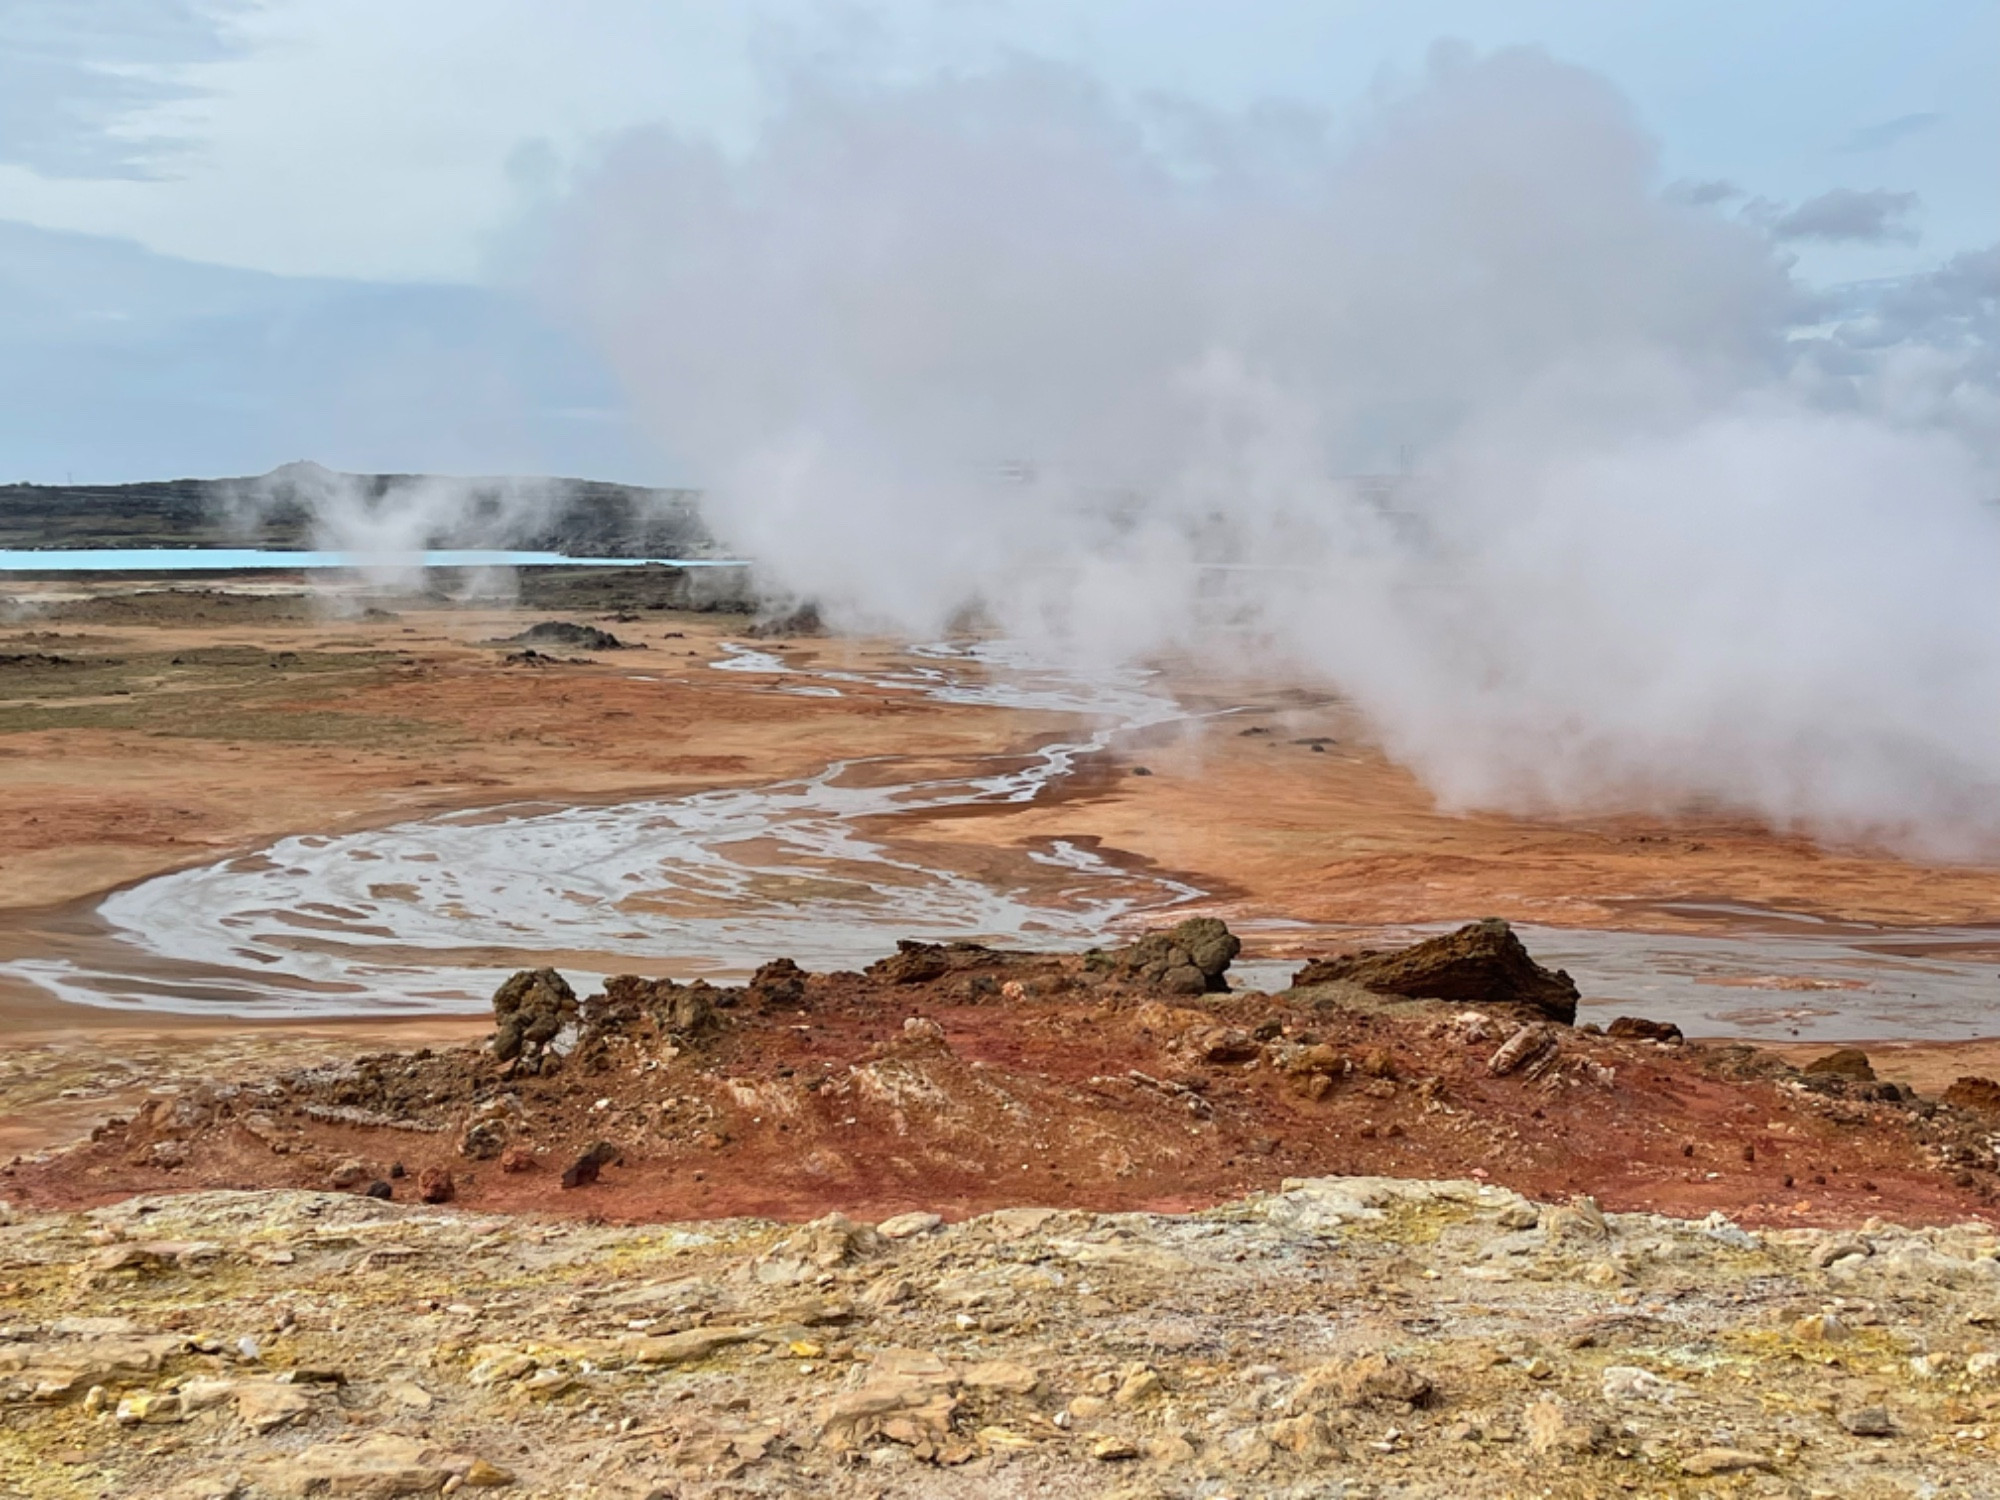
[4,638,1997,1043]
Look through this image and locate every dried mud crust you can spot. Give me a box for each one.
[11,926,2000,1232]
[2,1180,1999,1498]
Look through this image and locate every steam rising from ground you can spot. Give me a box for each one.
[551,46,2000,855]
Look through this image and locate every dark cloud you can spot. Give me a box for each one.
[0,1,251,179]
[1830,245,2000,361]
[1665,178,1742,208]
[1772,187,1919,244]
[1837,112,1944,154]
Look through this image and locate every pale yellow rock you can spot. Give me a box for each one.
[1526,1398,1600,1455]
[467,1350,536,1386]
[619,1325,755,1366]
[249,1434,456,1499]
[235,1381,312,1433]
[1147,1432,1199,1466]
[1792,1313,1849,1343]
[876,1211,944,1240]
[115,1389,182,1425]
[521,1367,574,1400]
[1114,1367,1162,1406]
[960,1359,1040,1395]
[977,1425,1038,1450]
[1682,1447,1772,1477]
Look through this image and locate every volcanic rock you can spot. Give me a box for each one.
[417,1167,455,1204]
[490,969,578,1071]
[504,620,633,652]
[868,940,956,985]
[560,1141,622,1190]
[1803,1048,1875,1082]
[1292,919,1579,1024]
[748,957,809,1009]
[587,974,725,1041]
[744,602,824,638]
[1606,1016,1683,1043]
[1839,1405,1896,1437]
[1118,917,1242,995]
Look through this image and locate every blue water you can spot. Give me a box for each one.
[0,548,747,573]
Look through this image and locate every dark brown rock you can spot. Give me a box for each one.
[589,975,727,1041]
[1803,1048,1875,1082]
[1120,918,1242,995]
[458,1120,508,1160]
[504,620,634,652]
[490,968,579,1070]
[561,1140,623,1190]
[1194,1027,1260,1065]
[1606,1016,1684,1044]
[748,957,809,1009]
[867,941,956,985]
[1292,919,1579,1024]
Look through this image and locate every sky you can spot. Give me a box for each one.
[0,0,1994,484]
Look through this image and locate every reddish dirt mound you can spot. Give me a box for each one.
[9,930,1997,1229]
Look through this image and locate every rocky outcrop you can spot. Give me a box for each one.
[865,940,1006,986]
[586,975,728,1042]
[1804,1048,1876,1081]
[503,620,634,652]
[745,602,825,638]
[1944,1076,2000,1113]
[490,968,579,1071]
[1117,917,1241,995]
[1291,918,1579,1024]
[748,957,809,1009]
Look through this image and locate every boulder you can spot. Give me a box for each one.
[504,620,632,652]
[560,1140,622,1190]
[1292,919,1578,1024]
[748,957,809,1009]
[867,941,957,985]
[1119,918,1242,995]
[1802,1048,1875,1082]
[416,1167,455,1204]
[490,969,578,1070]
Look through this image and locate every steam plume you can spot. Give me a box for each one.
[549,46,2000,855]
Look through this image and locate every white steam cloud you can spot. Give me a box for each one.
[549,45,2000,855]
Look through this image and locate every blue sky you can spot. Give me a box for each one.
[1,0,1993,484]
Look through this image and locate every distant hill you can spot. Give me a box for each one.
[0,464,716,557]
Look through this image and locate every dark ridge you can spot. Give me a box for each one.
[0,462,716,558]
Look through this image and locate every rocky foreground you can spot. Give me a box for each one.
[6,921,2000,1496]
[14,921,2000,1229]
[2,1175,1998,1498]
